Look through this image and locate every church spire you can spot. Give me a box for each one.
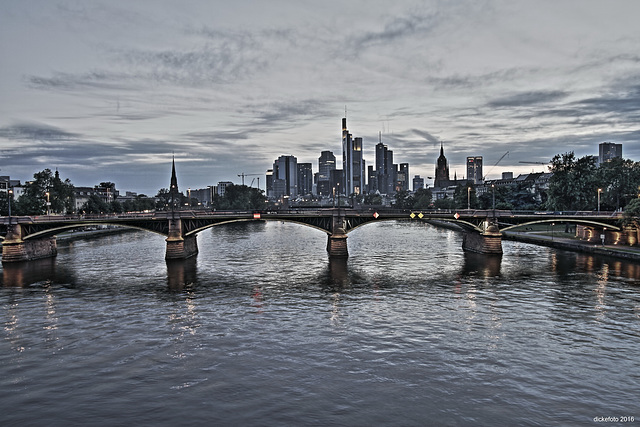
[170,155,178,192]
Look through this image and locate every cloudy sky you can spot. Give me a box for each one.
[1,0,639,196]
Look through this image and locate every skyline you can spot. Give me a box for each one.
[1,0,639,195]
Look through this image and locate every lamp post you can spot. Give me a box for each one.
[467,186,471,210]
[8,189,13,224]
[491,184,495,218]
[45,191,51,216]
[597,188,602,213]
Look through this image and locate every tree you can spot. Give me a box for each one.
[453,183,478,209]
[546,152,598,211]
[392,190,413,209]
[14,169,75,215]
[81,194,110,214]
[412,188,433,209]
[363,193,383,205]
[623,198,640,227]
[213,184,265,210]
[596,158,640,210]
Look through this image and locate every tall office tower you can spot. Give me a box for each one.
[330,169,345,196]
[265,169,273,198]
[375,138,388,194]
[272,155,298,198]
[367,165,378,193]
[598,142,622,165]
[352,137,365,195]
[434,142,450,189]
[412,175,424,191]
[466,156,483,185]
[297,163,313,197]
[398,163,409,192]
[318,150,336,196]
[342,118,365,196]
[385,149,395,194]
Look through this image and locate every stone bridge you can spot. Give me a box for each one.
[0,208,628,263]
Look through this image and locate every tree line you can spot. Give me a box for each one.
[3,153,640,217]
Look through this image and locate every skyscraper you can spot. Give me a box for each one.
[598,142,622,165]
[342,118,365,196]
[466,156,483,185]
[272,155,297,198]
[318,150,336,196]
[397,163,409,192]
[412,175,424,191]
[297,163,313,197]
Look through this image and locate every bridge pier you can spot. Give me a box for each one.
[165,217,198,260]
[327,211,348,258]
[462,220,503,255]
[2,224,58,263]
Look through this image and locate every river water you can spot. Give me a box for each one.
[1,221,639,426]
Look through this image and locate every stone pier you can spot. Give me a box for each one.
[462,220,503,255]
[326,211,348,258]
[165,217,199,260]
[2,223,58,263]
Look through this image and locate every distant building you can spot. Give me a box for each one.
[598,142,622,165]
[317,151,336,196]
[342,118,365,195]
[74,182,119,212]
[297,163,313,197]
[272,155,298,199]
[397,163,409,192]
[0,176,21,196]
[266,169,273,197]
[434,142,451,189]
[502,172,514,180]
[215,181,234,197]
[412,175,424,191]
[189,187,214,206]
[466,156,483,185]
[367,165,378,193]
[329,169,345,196]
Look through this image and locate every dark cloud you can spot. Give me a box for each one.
[349,12,440,51]
[0,122,81,141]
[487,90,569,108]
[411,129,440,145]
[25,71,132,92]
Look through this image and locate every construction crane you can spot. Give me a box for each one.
[237,173,261,186]
[248,177,261,189]
[518,161,549,165]
[483,151,509,181]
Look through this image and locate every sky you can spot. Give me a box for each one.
[1,0,639,196]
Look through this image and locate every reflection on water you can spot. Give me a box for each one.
[2,257,60,287]
[461,252,502,278]
[1,223,640,426]
[166,258,198,291]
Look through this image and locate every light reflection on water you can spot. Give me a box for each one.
[1,220,639,426]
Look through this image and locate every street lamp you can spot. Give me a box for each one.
[491,184,495,218]
[467,186,471,210]
[597,188,602,213]
[45,191,51,216]
[8,189,13,224]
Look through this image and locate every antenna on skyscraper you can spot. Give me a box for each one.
[345,105,347,119]
[379,131,381,143]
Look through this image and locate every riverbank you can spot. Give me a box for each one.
[426,219,640,262]
[502,231,640,262]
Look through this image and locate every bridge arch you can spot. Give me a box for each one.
[183,217,333,237]
[500,218,621,232]
[20,222,170,241]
